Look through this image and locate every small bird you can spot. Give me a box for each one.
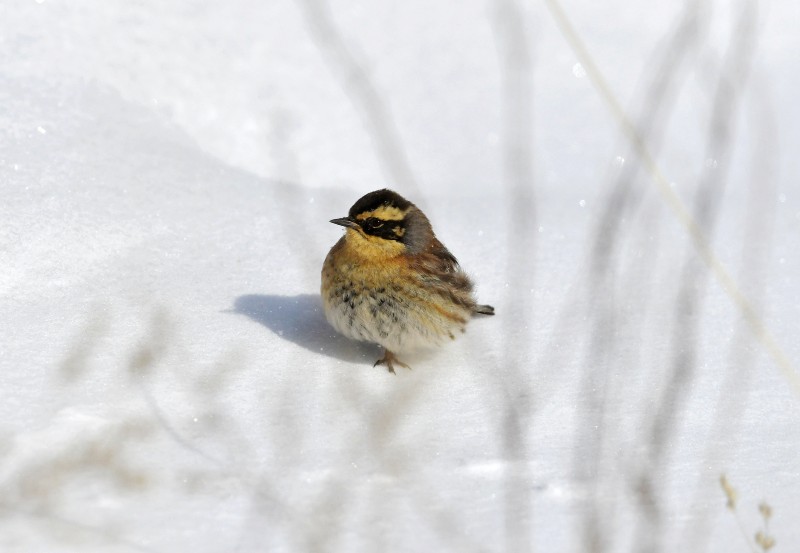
[321,189,494,373]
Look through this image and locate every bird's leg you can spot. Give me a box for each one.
[373,350,411,374]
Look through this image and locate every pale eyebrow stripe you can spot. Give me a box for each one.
[354,206,408,221]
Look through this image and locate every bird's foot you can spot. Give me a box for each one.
[373,350,411,374]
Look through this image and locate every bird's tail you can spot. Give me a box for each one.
[472,304,495,316]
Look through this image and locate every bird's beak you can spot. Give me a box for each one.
[330,217,360,229]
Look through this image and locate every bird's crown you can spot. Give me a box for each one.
[348,189,412,222]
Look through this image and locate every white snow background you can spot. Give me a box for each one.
[1,0,799,551]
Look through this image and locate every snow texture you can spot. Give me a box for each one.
[1,0,799,552]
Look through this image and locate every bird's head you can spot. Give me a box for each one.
[330,189,432,258]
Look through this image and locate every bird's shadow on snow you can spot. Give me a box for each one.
[231,294,381,364]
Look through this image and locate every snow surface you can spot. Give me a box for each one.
[1,0,799,552]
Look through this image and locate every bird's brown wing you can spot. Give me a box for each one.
[417,239,496,317]
[426,237,460,273]
[409,238,477,316]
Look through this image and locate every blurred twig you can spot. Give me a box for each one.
[634,1,762,548]
[492,0,537,551]
[297,0,420,194]
[542,0,800,399]
[687,70,779,552]
[0,507,164,553]
[571,1,708,550]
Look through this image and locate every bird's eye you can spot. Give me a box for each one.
[366,217,383,229]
